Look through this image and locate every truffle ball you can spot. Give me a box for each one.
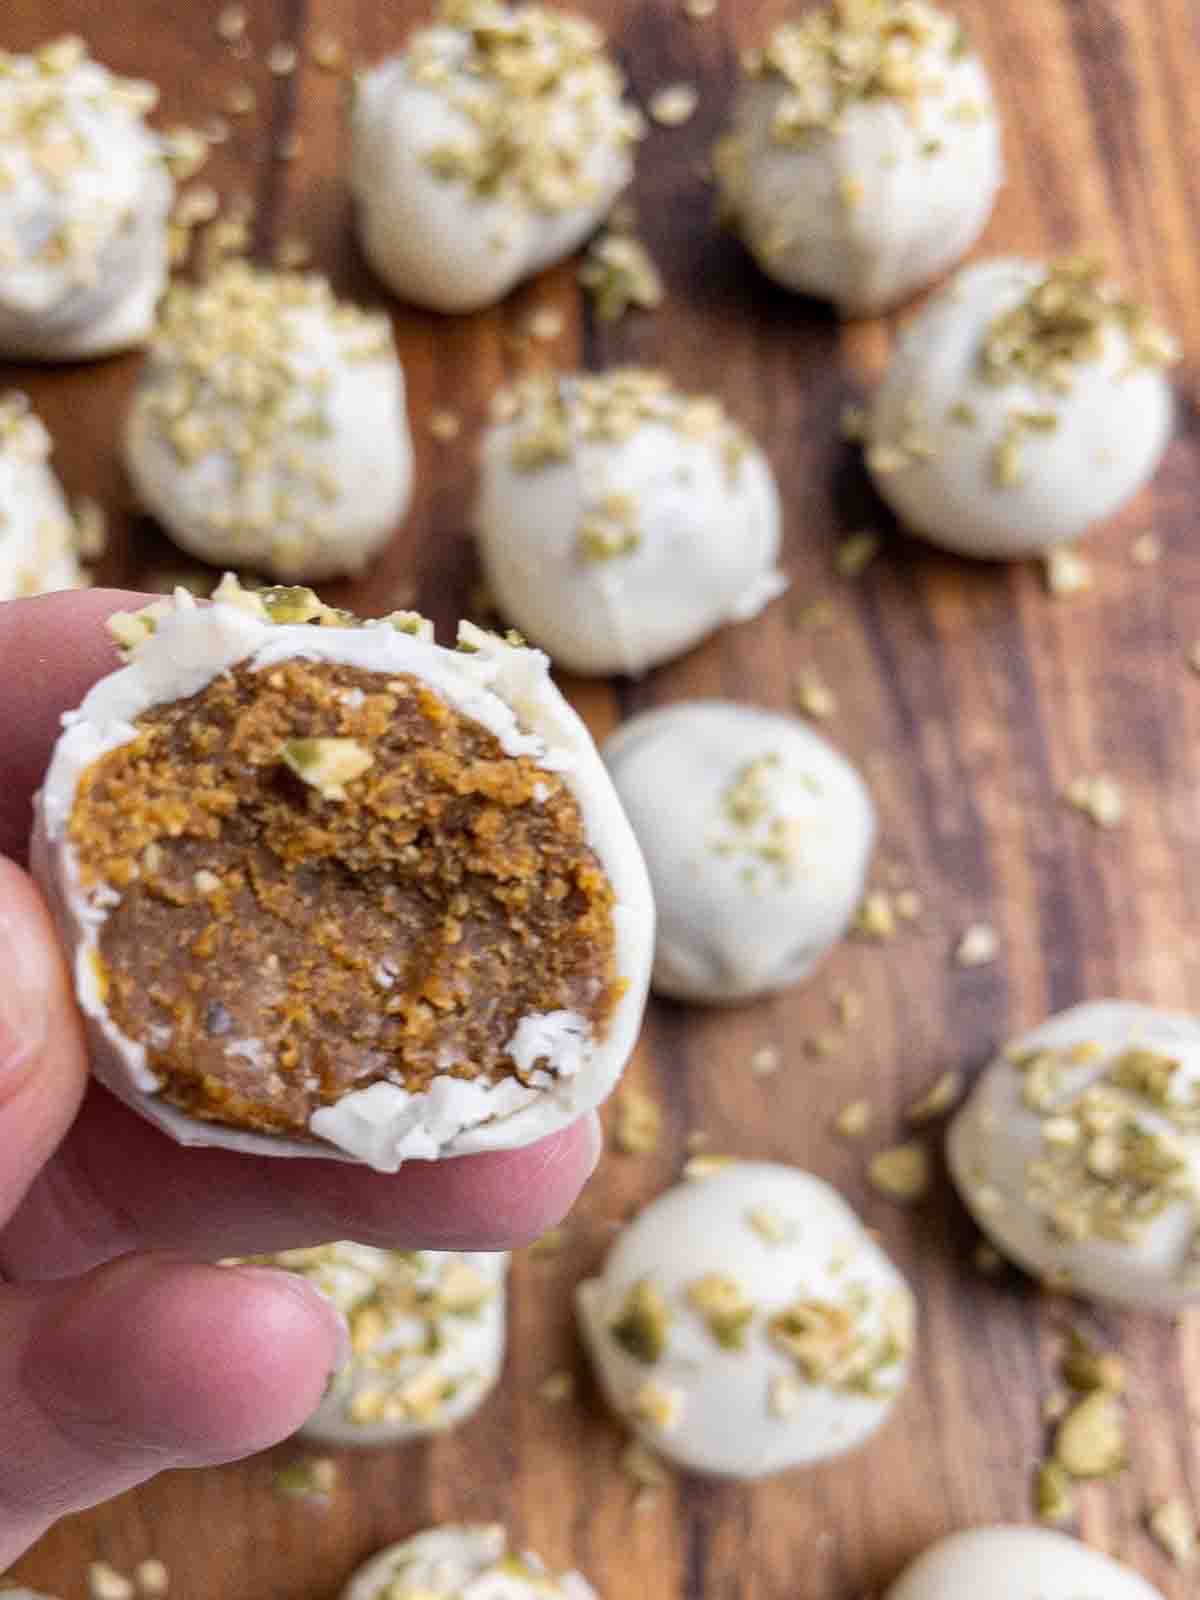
[865,257,1177,558]
[604,702,874,1004]
[475,370,786,677]
[947,1001,1200,1311]
[246,1245,508,1446]
[715,1,1001,316]
[885,1526,1164,1600]
[577,1161,915,1479]
[123,263,414,583]
[350,1,641,313]
[341,1526,598,1600]
[0,37,171,361]
[33,579,654,1170]
[0,393,87,601]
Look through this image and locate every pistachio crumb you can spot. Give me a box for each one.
[750,1044,781,1076]
[683,1153,736,1180]
[1131,531,1162,566]
[525,305,566,341]
[1034,1460,1075,1523]
[746,1205,794,1244]
[1044,544,1093,597]
[267,42,299,75]
[579,232,664,320]
[854,890,896,940]
[274,235,312,270]
[611,1279,671,1364]
[895,889,924,922]
[538,1370,575,1404]
[869,1143,931,1202]
[311,32,346,72]
[281,737,373,801]
[429,409,463,442]
[683,0,718,18]
[1065,774,1124,829]
[615,1089,662,1155]
[794,669,837,721]
[835,1099,873,1139]
[88,1565,135,1600]
[905,1071,963,1124]
[836,531,881,578]
[1147,1499,1197,1567]
[216,5,248,44]
[621,1438,670,1492]
[135,1560,170,1598]
[1053,1389,1126,1479]
[686,1273,756,1349]
[273,1456,338,1500]
[955,923,999,968]
[631,1378,685,1432]
[649,83,699,127]
[1061,1332,1125,1395]
[768,1371,803,1417]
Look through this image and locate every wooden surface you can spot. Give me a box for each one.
[5,1,1200,1596]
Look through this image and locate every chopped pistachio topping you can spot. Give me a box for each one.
[614,1088,663,1154]
[794,669,837,720]
[621,1437,671,1491]
[1053,1389,1126,1479]
[538,1369,575,1403]
[273,1455,339,1500]
[750,1044,781,1076]
[1148,1499,1197,1568]
[746,1204,796,1244]
[768,1284,912,1393]
[281,737,373,801]
[134,1560,170,1599]
[1131,530,1162,565]
[955,922,999,968]
[768,1371,804,1418]
[579,230,664,320]
[430,408,463,441]
[88,1564,136,1600]
[854,889,897,940]
[611,1278,672,1364]
[836,530,881,577]
[683,1152,737,1180]
[710,751,823,886]
[312,33,346,72]
[649,83,699,127]
[413,0,642,211]
[835,1099,873,1138]
[1060,1330,1125,1395]
[1044,544,1093,597]
[1034,1460,1075,1523]
[631,1378,686,1432]
[686,1273,756,1349]
[905,1070,963,1124]
[578,489,641,561]
[869,1142,930,1202]
[1064,773,1124,828]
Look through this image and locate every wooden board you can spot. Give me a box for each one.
[5,1,1200,1595]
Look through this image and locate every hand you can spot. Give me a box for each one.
[0,589,602,1568]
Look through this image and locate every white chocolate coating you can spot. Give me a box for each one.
[885,1526,1164,1600]
[604,702,874,1005]
[947,1001,1200,1312]
[475,371,786,678]
[124,264,414,582]
[32,587,654,1170]
[0,38,171,361]
[716,3,1001,316]
[251,1245,508,1446]
[0,394,86,601]
[866,258,1176,558]
[577,1162,915,1479]
[341,1526,597,1600]
[350,2,640,313]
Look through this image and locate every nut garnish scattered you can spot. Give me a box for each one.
[835,1099,873,1138]
[88,1565,135,1600]
[631,1378,686,1432]
[273,1456,339,1501]
[750,1044,781,1076]
[649,83,699,127]
[134,1561,170,1599]
[854,890,897,940]
[794,669,837,721]
[1034,1460,1075,1524]
[579,231,664,320]
[768,1285,913,1394]
[615,1088,662,1154]
[1132,531,1162,566]
[538,1370,576,1404]
[1044,544,1093,597]
[905,1071,963,1124]
[746,1205,795,1244]
[1064,774,1124,829]
[868,1143,931,1202]
[955,923,999,968]
[836,530,881,578]
[686,1273,755,1349]
[281,738,374,801]
[683,1153,737,1180]
[1147,1499,1197,1567]
[1052,1389,1126,1479]
[621,1437,671,1504]
[611,1279,671,1363]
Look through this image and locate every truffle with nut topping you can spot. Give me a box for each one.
[350,0,642,313]
[885,1526,1164,1600]
[0,393,88,601]
[577,1161,915,1479]
[240,1244,508,1445]
[475,370,786,677]
[123,263,414,583]
[32,578,654,1171]
[0,36,171,360]
[604,702,874,1004]
[947,1001,1200,1311]
[342,1526,598,1600]
[715,0,1001,316]
[865,257,1177,559]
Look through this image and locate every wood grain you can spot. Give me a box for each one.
[4,1,1200,1596]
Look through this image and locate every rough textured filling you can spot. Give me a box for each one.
[68,657,618,1139]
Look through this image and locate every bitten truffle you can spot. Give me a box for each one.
[577,1161,915,1479]
[475,370,786,677]
[33,580,654,1170]
[124,264,415,582]
[350,0,642,313]
[604,702,874,1004]
[0,393,88,601]
[341,1526,598,1600]
[715,0,1001,316]
[948,1001,1200,1312]
[885,1526,1164,1600]
[864,257,1177,559]
[0,36,171,360]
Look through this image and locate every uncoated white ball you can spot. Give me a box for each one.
[0,37,171,361]
[716,1,1002,316]
[885,1526,1165,1600]
[350,1,642,313]
[604,702,874,1004]
[0,394,87,601]
[866,257,1177,558]
[577,1162,915,1479]
[123,263,414,583]
[947,1001,1200,1312]
[341,1525,598,1600]
[475,370,786,677]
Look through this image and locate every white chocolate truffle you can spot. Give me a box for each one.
[604,702,874,1005]
[0,37,171,361]
[350,1,641,313]
[715,2,1001,316]
[342,1526,597,1600]
[577,1162,915,1479]
[249,1245,508,1445]
[866,257,1178,558]
[885,1526,1164,1600]
[0,393,87,601]
[475,370,786,677]
[123,264,414,583]
[32,582,655,1171]
[947,1001,1200,1311]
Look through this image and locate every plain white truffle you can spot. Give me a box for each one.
[32,585,655,1170]
[350,0,641,313]
[249,1245,508,1446]
[341,1526,597,1600]
[716,1,1001,316]
[0,394,86,601]
[578,1162,914,1479]
[475,370,786,677]
[604,702,874,1005]
[124,263,414,582]
[866,257,1177,558]
[885,1526,1164,1600]
[0,37,171,361]
[947,1001,1200,1312]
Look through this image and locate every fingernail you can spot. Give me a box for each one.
[0,898,48,1076]
[232,1265,353,1370]
[583,1110,604,1180]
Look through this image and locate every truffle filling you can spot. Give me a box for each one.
[68,656,618,1138]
